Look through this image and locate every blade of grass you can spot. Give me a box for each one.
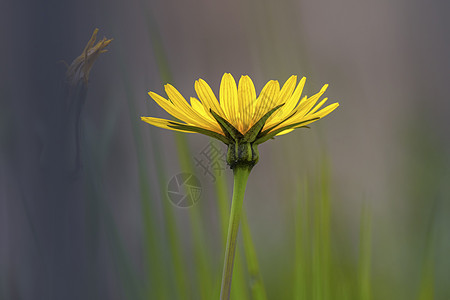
[241,210,267,300]
[294,176,309,300]
[140,7,215,298]
[147,127,191,299]
[319,160,331,300]
[417,244,435,300]
[83,130,143,300]
[358,203,372,300]
[417,200,438,300]
[312,165,331,300]
[98,10,173,297]
[120,61,169,299]
[174,135,215,300]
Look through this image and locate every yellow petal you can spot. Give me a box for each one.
[190,97,214,121]
[275,77,306,121]
[263,95,306,131]
[271,118,318,136]
[271,102,339,134]
[275,75,297,106]
[164,84,208,126]
[166,84,225,131]
[265,75,298,126]
[307,97,328,115]
[141,117,194,133]
[219,73,238,126]
[251,80,280,125]
[275,128,294,136]
[195,79,226,119]
[148,90,217,132]
[237,75,256,133]
[296,84,328,113]
[295,96,322,120]
[309,102,340,119]
[287,84,329,122]
[265,88,327,132]
[148,91,192,124]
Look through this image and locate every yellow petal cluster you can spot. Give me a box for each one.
[142,73,339,140]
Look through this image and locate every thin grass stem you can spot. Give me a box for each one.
[241,210,267,300]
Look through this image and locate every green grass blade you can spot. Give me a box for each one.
[174,134,215,300]
[319,161,331,300]
[294,177,309,300]
[241,210,267,300]
[120,61,169,299]
[83,132,143,300]
[149,131,191,299]
[140,5,215,298]
[358,204,372,300]
[417,201,438,300]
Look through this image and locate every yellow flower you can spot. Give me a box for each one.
[142,73,339,168]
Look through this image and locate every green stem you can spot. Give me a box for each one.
[220,166,252,300]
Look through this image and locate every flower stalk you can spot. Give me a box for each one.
[220,166,252,300]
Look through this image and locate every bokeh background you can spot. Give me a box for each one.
[1,0,449,299]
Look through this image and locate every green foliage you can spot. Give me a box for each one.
[79,6,444,299]
[84,96,444,299]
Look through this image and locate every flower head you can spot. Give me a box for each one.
[142,73,339,168]
[66,28,113,86]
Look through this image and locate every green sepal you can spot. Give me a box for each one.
[256,109,298,138]
[209,109,244,141]
[168,122,230,144]
[242,104,284,143]
[254,117,320,144]
[226,141,259,169]
[251,143,260,165]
